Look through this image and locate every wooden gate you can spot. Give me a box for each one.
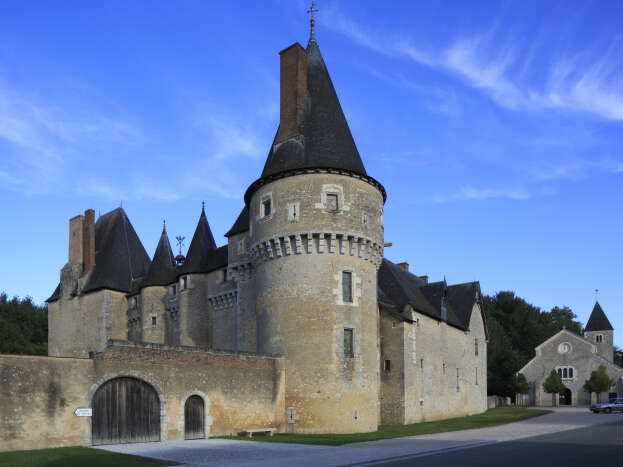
[91,377,160,445]
[184,395,205,439]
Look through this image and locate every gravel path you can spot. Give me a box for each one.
[96,408,623,467]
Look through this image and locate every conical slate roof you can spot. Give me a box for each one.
[261,39,367,179]
[142,224,177,287]
[585,301,613,331]
[83,208,151,294]
[179,206,217,274]
[245,38,385,203]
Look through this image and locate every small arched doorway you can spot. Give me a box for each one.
[559,388,572,406]
[91,377,160,445]
[184,395,205,439]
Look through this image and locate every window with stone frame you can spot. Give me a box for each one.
[182,276,188,290]
[262,198,271,217]
[326,193,338,212]
[596,334,603,343]
[475,338,479,356]
[151,316,157,327]
[384,359,391,372]
[342,270,353,303]
[344,328,354,358]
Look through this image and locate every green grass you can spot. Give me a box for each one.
[219,407,552,446]
[0,446,173,467]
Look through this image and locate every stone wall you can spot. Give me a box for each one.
[0,341,285,452]
[48,289,127,358]
[379,303,487,424]
[249,173,384,434]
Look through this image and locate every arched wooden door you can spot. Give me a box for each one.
[184,395,205,439]
[92,377,160,445]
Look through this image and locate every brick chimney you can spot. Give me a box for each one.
[275,43,307,143]
[68,209,95,275]
[419,275,429,284]
[397,262,409,271]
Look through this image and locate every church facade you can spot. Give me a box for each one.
[1,30,487,451]
[520,302,623,406]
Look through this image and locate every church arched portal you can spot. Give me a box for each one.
[559,388,572,406]
[91,377,161,445]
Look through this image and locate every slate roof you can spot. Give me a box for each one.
[585,301,614,331]
[377,258,483,333]
[142,225,177,288]
[225,206,249,237]
[81,208,151,294]
[245,39,386,203]
[179,207,218,275]
[46,283,60,303]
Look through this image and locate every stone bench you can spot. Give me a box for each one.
[239,428,277,438]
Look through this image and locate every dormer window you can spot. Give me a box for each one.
[326,193,338,212]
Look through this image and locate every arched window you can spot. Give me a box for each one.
[569,368,573,378]
[563,368,568,378]
[557,368,562,377]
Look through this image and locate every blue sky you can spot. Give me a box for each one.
[1,1,621,346]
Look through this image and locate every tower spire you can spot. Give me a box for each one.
[307,1,319,42]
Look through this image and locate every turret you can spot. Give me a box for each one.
[244,33,385,433]
[584,301,614,362]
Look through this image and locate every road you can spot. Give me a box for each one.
[353,420,623,467]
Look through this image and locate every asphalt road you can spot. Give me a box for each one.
[352,420,623,467]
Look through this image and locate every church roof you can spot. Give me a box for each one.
[179,206,218,275]
[245,39,385,204]
[585,301,613,331]
[142,224,177,288]
[225,206,249,237]
[83,208,151,294]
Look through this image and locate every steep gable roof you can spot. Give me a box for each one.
[179,207,217,275]
[142,224,177,288]
[83,208,151,294]
[585,301,614,331]
[225,206,249,237]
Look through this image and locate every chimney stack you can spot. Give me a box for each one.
[68,209,96,276]
[419,275,429,284]
[397,262,409,271]
[276,43,307,143]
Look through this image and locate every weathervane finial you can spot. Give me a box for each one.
[307,1,319,42]
[595,288,599,301]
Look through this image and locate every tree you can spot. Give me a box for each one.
[543,369,566,406]
[515,373,530,394]
[584,365,616,403]
[0,293,48,355]
[614,346,623,368]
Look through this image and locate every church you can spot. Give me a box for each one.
[520,302,623,406]
[0,22,487,451]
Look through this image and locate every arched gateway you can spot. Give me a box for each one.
[91,377,160,445]
[184,395,205,439]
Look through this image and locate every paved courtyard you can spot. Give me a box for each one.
[96,408,623,467]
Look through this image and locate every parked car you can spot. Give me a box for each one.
[590,398,623,413]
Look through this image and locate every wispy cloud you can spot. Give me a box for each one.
[432,186,532,203]
[324,12,623,121]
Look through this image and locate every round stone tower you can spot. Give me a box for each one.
[244,38,386,433]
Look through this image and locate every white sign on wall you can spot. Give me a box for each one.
[74,408,92,417]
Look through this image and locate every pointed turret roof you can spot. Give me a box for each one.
[261,39,367,179]
[142,223,177,287]
[83,207,151,294]
[585,301,613,331]
[245,38,385,203]
[179,205,217,274]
